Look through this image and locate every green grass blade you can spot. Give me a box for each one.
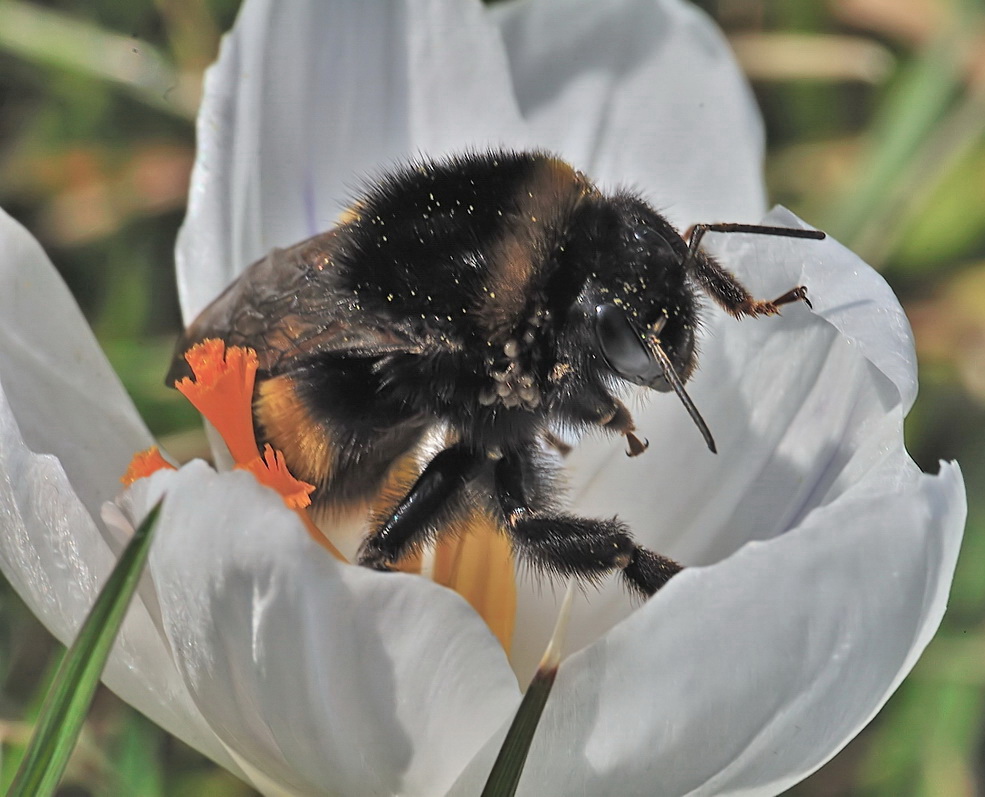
[7,501,162,797]
[480,663,558,797]
[481,582,575,796]
[822,9,978,256]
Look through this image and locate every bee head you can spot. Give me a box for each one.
[561,195,701,392]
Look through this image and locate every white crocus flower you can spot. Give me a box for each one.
[0,1,965,795]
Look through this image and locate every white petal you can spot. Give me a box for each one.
[0,382,242,779]
[490,0,767,226]
[0,208,152,519]
[765,206,918,412]
[452,459,964,796]
[143,463,520,796]
[177,0,767,322]
[176,0,524,322]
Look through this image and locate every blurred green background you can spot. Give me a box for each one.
[0,0,983,794]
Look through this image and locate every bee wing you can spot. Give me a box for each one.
[167,229,429,383]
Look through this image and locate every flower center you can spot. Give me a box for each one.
[122,339,517,653]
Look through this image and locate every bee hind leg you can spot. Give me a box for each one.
[494,450,680,597]
[357,445,485,570]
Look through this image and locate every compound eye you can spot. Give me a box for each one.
[635,225,678,263]
[594,303,660,385]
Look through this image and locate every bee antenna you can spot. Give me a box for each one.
[682,222,826,270]
[650,340,717,454]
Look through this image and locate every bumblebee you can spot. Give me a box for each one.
[168,151,823,597]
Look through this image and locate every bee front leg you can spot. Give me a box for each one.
[494,450,680,597]
[684,223,820,318]
[598,400,649,457]
[358,445,485,570]
[568,390,648,457]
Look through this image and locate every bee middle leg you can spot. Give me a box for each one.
[494,448,680,597]
[357,444,485,570]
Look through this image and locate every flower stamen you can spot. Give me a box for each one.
[432,512,517,654]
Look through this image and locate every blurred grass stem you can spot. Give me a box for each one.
[730,33,895,84]
[7,502,162,797]
[0,0,199,119]
[822,7,981,258]
[849,63,985,265]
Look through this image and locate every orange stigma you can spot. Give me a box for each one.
[121,339,343,561]
[121,446,176,485]
[238,445,316,510]
[174,339,262,465]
